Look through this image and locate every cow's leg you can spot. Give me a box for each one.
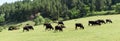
[91,24,93,26]
[48,28,51,31]
[59,28,63,32]
[88,23,90,26]
[32,28,34,30]
[98,23,101,26]
[26,29,29,32]
[23,29,24,32]
[103,21,106,24]
[88,23,91,26]
[54,28,58,32]
[106,21,108,23]
[75,26,78,30]
[45,28,48,31]
[62,24,64,25]
[23,28,26,32]
[51,27,54,30]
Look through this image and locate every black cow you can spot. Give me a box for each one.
[23,25,34,32]
[97,19,106,24]
[8,26,19,31]
[75,23,84,30]
[44,23,54,31]
[58,21,64,25]
[88,21,101,26]
[106,19,112,23]
[54,25,65,32]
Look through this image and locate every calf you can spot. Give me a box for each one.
[106,19,112,23]
[75,23,84,30]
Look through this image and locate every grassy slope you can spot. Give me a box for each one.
[0,14,120,41]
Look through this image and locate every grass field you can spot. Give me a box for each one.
[0,14,120,41]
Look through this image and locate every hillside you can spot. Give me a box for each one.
[0,0,120,24]
[0,14,120,41]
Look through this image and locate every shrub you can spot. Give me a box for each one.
[58,17,64,21]
[0,26,3,32]
[115,3,120,13]
[33,15,45,25]
[44,18,52,23]
[0,14,5,23]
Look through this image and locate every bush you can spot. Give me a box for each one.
[33,15,45,25]
[0,14,5,23]
[58,18,64,21]
[105,11,117,15]
[0,26,3,32]
[44,18,52,23]
[115,3,120,13]
[64,16,70,20]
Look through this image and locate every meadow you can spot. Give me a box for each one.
[0,14,120,41]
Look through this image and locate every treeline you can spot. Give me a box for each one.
[0,0,120,25]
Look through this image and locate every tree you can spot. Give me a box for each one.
[0,14,5,23]
[0,0,120,24]
[33,13,45,25]
[115,3,120,13]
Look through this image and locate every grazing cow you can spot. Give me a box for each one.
[58,21,64,25]
[44,23,54,31]
[23,26,29,32]
[8,26,19,31]
[54,25,65,32]
[75,23,84,30]
[23,24,34,32]
[88,21,101,26]
[106,19,112,23]
[97,19,106,24]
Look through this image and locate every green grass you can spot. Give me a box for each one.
[1,14,120,41]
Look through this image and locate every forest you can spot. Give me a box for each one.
[0,0,120,25]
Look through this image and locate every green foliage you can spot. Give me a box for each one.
[0,14,5,22]
[44,18,52,23]
[33,15,45,25]
[0,26,3,32]
[69,7,80,18]
[115,3,120,13]
[58,17,64,21]
[0,0,120,24]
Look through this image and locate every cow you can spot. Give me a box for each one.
[88,21,101,26]
[58,21,64,25]
[43,23,54,31]
[23,24,34,32]
[75,23,84,30]
[106,19,112,23]
[54,25,66,32]
[8,26,20,31]
[96,19,106,24]
[23,26,29,32]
